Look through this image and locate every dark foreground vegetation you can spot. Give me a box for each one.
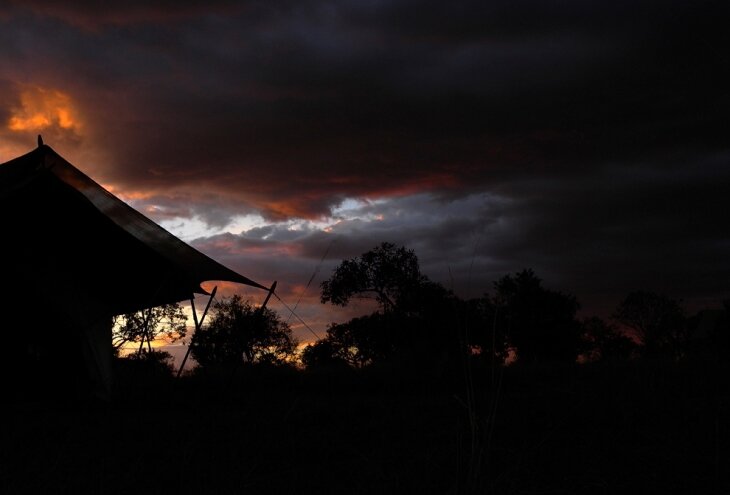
[3,356,728,495]
[3,243,729,494]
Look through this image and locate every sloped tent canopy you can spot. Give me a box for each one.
[0,143,268,401]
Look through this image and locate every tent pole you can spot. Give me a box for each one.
[146,306,155,352]
[135,270,173,356]
[235,281,278,371]
[137,307,154,356]
[176,286,218,378]
[251,281,277,339]
[259,281,277,313]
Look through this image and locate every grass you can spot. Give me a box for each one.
[2,358,728,494]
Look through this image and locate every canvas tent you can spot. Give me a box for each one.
[0,140,268,401]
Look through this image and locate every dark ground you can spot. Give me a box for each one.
[3,358,728,494]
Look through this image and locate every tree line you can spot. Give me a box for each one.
[114,242,730,373]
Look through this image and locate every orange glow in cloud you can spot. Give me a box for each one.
[259,200,313,220]
[255,172,462,220]
[375,172,461,197]
[200,280,244,296]
[100,184,157,202]
[7,86,81,133]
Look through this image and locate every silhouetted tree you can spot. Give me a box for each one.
[112,303,187,355]
[320,242,425,313]
[310,313,398,368]
[459,296,509,365]
[493,269,582,364]
[120,349,176,376]
[301,339,351,370]
[191,295,297,368]
[613,290,687,358]
[317,243,463,371]
[581,316,636,362]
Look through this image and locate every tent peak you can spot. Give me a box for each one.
[1,142,271,308]
[37,134,44,147]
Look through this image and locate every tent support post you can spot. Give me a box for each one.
[251,281,277,335]
[137,307,154,356]
[176,286,218,378]
[259,281,277,313]
[235,281,278,370]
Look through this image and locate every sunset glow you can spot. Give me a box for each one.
[7,86,81,133]
[0,4,725,492]
[0,1,727,345]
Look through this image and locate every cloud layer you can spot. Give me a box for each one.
[1,1,729,338]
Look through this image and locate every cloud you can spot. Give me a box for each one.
[188,159,730,327]
[0,81,87,161]
[4,2,727,203]
[3,1,248,27]
[1,0,728,328]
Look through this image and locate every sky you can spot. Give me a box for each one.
[1,1,729,344]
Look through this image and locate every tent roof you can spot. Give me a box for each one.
[0,143,268,316]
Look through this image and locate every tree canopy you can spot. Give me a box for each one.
[191,295,297,368]
[112,303,187,355]
[492,269,582,364]
[580,316,636,362]
[310,245,719,371]
[613,290,687,358]
[312,243,464,371]
[302,313,395,369]
[320,242,424,313]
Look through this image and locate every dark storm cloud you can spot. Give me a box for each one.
[1,0,728,318]
[2,0,247,27]
[0,79,18,124]
[5,1,726,200]
[193,151,730,324]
